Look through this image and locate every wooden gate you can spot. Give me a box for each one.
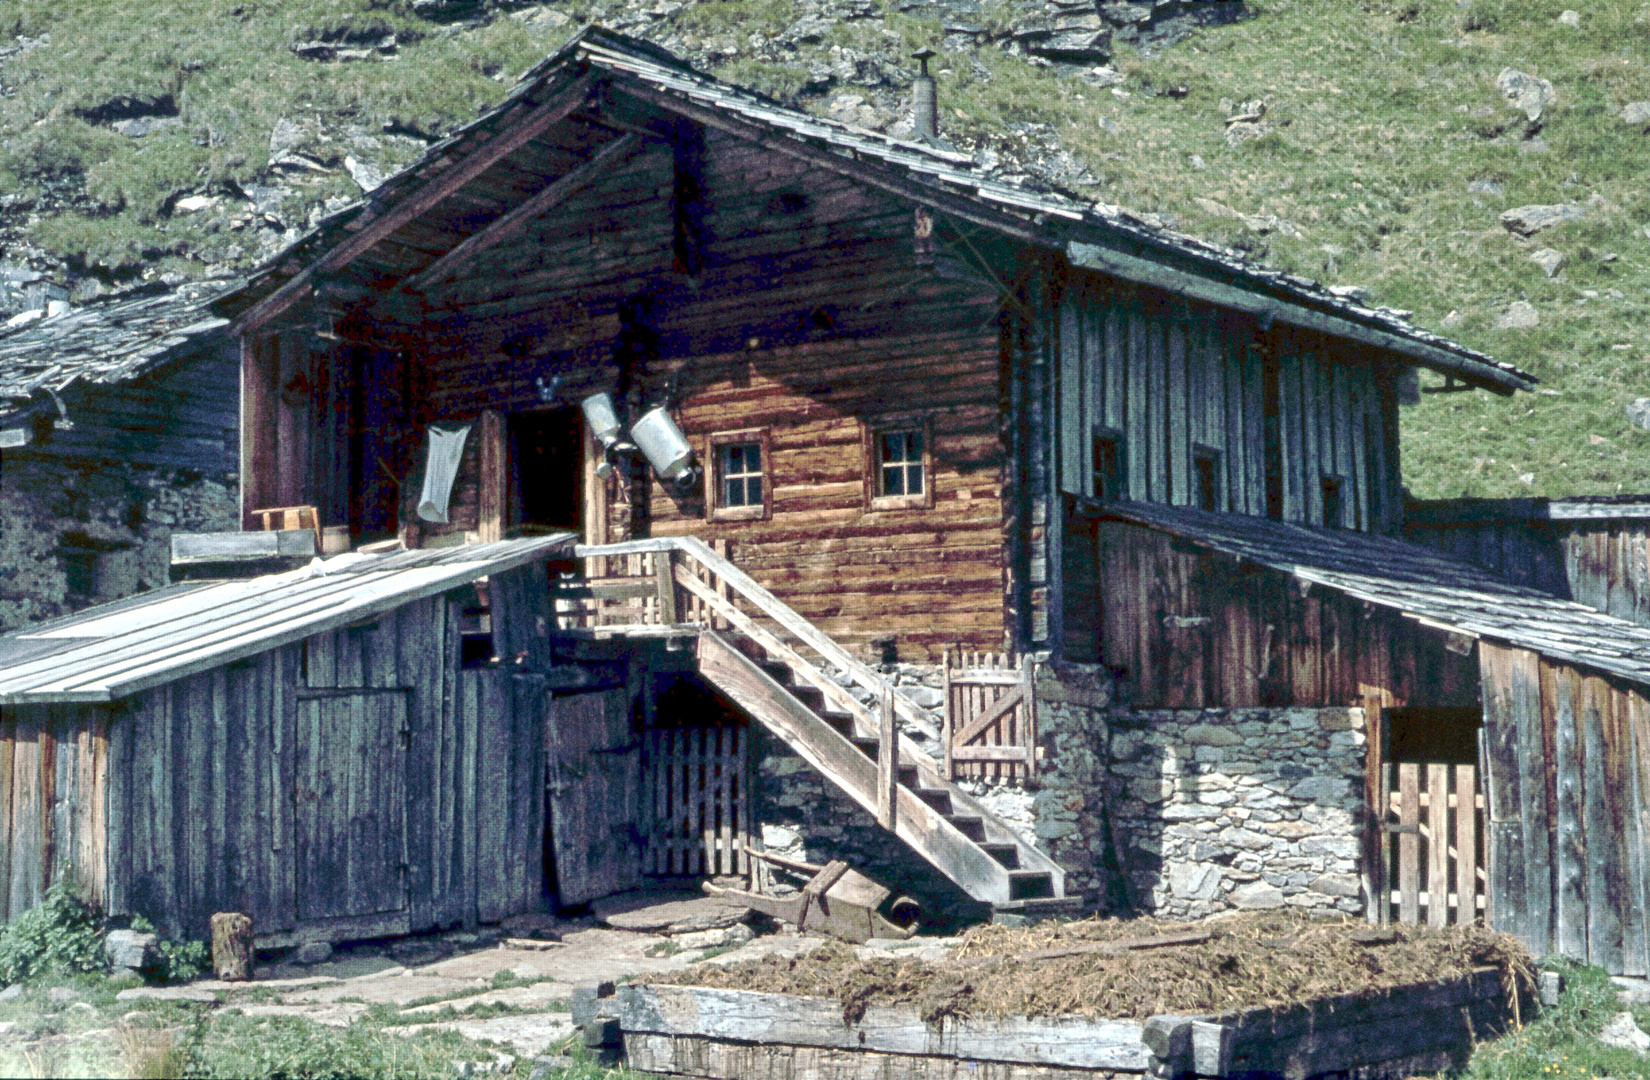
[1386,762,1485,926]
[545,690,642,907]
[642,725,750,878]
[942,651,1038,781]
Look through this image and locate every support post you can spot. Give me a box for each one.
[1022,653,1038,780]
[210,912,254,982]
[877,685,897,830]
[942,651,954,782]
[655,550,679,625]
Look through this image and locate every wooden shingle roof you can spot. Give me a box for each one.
[0,534,575,704]
[211,26,1534,395]
[1102,500,1650,687]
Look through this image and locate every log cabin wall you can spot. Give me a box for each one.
[354,131,1018,659]
[1054,280,1400,534]
[1480,641,1650,975]
[0,592,546,942]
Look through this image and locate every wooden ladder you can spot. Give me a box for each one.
[563,537,1073,913]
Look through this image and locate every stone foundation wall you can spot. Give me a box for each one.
[0,455,238,632]
[1106,707,1368,918]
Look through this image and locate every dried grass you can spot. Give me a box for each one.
[658,911,1535,1024]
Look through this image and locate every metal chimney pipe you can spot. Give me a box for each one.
[912,48,938,143]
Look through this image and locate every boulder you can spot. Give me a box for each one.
[1528,248,1566,278]
[1557,9,1580,27]
[1495,68,1557,123]
[105,929,160,973]
[1495,301,1540,330]
[1500,203,1585,236]
[1622,102,1650,125]
[1600,1011,1650,1052]
[47,987,80,1003]
[1627,398,1650,432]
[1611,975,1650,1006]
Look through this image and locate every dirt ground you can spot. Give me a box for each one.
[656,910,1536,1023]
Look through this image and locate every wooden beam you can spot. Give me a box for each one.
[477,409,506,544]
[229,72,598,336]
[876,685,896,830]
[404,132,644,293]
[1065,241,1531,395]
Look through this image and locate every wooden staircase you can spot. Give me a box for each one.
[559,537,1073,914]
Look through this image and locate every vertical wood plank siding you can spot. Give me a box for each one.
[1092,520,1481,709]
[1,592,546,942]
[1054,287,1393,531]
[1478,640,1650,973]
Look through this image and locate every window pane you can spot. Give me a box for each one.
[877,429,924,497]
[883,465,904,496]
[905,463,923,495]
[744,476,762,506]
[718,441,763,508]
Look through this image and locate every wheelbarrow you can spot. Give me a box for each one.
[703,851,920,944]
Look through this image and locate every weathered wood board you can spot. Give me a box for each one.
[546,688,641,906]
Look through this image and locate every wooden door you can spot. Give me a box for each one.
[545,690,641,906]
[295,692,408,921]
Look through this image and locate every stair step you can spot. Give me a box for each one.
[916,788,953,815]
[946,814,986,842]
[981,842,1021,869]
[898,765,919,787]
[788,685,825,710]
[1007,871,1055,901]
[849,736,880,758]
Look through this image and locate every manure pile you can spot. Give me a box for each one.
[655,911,1533,1024]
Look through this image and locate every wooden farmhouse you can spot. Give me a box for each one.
[7,27,1650,972]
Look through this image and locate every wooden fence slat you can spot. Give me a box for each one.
[1398,763,1420,926]
[1427,764,1450,928]
[1455,765,1477,925]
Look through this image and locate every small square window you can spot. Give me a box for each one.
[865,420,933,510]
[1193,448,1221,513]
[720,442,763,507]
[878,431,925,498]
[707,429,771,522]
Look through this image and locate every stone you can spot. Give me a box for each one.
[1287,776,1349,803]
[1169,862,1222,901]
[1183,724,1244,747]
[1540,970,1564,1006]
[1556,9,1580,26]
[1224,120,1271,147]
[115,986,220,1004]
[105,929,160,973]
[1526,248,1566,278]
[1627,399,1650,432]
[1612,975,1650,1006]
[1309,872,1361,897]
[1494,301,1540,330]
[1600,1011,1650,1052]
[1622,102,1650,125]
[528,1057,579,1080]
[0,985,20,1001]
[903,686,943,709]
[345,156,386,193]
[1229,881,1285,909]
[211,912,255,981]
[292,941,333,965]
[47,986,80,1002]
[1495,68,1557,122]
[1500,203,1585,237]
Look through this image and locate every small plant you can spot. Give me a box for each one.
[127,917,210,984]
[0,883,105,985]
[119,1024,185,1080]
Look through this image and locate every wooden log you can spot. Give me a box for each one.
[877,686,896,831]
[210,911,255,982]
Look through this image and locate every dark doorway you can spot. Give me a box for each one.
[509,408,584,533]
[1386,706,1482,765]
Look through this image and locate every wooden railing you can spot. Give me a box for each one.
[942,650,1038,782]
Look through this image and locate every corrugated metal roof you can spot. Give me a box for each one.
[0,534,575,704]
[213,26,1533,392]
[0,278,237,416]
[1102,500,1650,687]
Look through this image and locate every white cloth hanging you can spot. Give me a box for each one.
[416,423,472,523]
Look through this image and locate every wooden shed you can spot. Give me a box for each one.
[0,535,583,945]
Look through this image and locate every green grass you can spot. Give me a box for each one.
[1465,958,1650,1080]
[4,0,1650,496]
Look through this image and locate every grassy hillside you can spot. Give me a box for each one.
[3,0,1649,498]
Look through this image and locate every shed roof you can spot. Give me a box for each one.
[0,278,236,424]
[212,26,1534,395]
[0,534,575,705]
[1100,500,1650,687]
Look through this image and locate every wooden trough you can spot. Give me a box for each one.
[582,967,1519,1080]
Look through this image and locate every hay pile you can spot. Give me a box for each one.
[656,911,1534,1023]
